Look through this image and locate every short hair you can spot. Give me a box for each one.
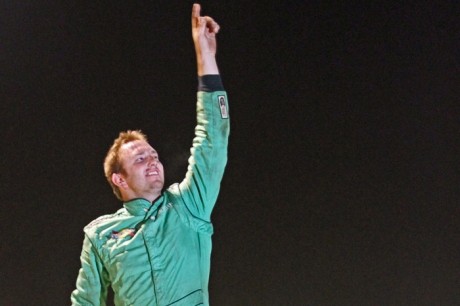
[104,130,147,201]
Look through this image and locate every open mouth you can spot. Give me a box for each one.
[146,170,159,176]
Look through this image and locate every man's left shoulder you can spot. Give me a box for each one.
[84,208,127,233]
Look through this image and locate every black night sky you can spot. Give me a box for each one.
[1,1,459,305]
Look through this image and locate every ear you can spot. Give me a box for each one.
[111,173,127,188]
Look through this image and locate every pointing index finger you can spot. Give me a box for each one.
[192,3,201,28]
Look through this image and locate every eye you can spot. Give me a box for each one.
[151,152,159,160]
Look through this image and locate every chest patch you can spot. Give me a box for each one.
[111,228,136,239]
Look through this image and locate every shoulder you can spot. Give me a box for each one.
[83,208,127,235]
[166,183,180,195]
[165,183,189,205]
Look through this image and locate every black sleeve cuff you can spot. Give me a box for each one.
[198,75,224,92]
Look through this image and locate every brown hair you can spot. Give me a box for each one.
[104,130,148,200]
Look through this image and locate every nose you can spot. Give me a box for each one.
[148,155,158,166]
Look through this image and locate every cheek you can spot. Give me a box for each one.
[125,168,142,180]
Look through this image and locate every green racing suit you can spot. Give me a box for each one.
[71,75,229,306]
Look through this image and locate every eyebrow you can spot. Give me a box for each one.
[134,149,158,157]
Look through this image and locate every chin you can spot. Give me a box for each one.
[150,181,164,189]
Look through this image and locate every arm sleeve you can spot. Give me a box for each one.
[71,234,110,306]
[178,75,230,221]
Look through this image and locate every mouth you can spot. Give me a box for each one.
[146,169,159,176]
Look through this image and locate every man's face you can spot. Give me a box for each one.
[116,140,165,201]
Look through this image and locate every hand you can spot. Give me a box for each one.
[192,3,220,75]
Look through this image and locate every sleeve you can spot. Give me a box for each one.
[71,234,110,306]
[178,75,230,221]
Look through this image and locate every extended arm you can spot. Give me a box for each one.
[177,4,229,221]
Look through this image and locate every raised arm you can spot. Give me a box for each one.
[174,4,229,221]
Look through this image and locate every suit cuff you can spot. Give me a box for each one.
[198,75,224,92]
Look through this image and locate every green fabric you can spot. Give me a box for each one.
[71,90,229,306]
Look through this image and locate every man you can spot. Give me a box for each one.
[71,4,229,305]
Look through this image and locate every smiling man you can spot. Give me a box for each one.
[108,137,165,203]
[71,4,229,305]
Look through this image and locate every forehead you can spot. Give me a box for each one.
[119,140,156,158]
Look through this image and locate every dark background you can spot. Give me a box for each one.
[1,1,459,305]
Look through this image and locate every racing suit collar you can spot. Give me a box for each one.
[123,198,155,216]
